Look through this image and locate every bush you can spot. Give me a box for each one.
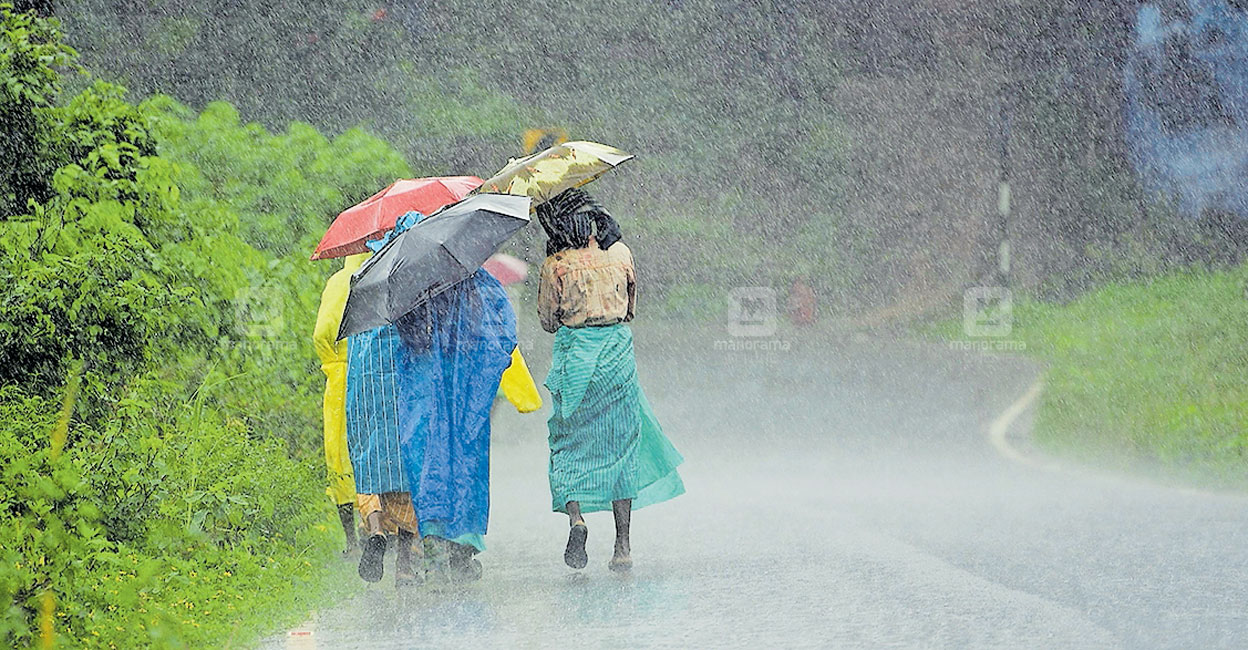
[1,8,406,645]
[0,380,348,648]
[1,47,215,402]
[0,3,74,216]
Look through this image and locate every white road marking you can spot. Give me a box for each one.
[986,379,1055,470]
[987,377,1248,501]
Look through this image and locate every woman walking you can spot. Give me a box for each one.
[313,253,365,556]
[345,318,421,586]
[393,268,539,583]
[536,188,684,571]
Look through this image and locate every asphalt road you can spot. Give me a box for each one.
[263,327,1248,649]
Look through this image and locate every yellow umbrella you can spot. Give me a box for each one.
[478,141,633,206]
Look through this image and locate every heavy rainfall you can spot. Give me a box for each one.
[1,1,1246,648]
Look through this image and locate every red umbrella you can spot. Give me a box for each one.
[482,253,528,286]
[311,176,483,260]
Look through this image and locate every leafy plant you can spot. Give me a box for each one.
[1,8,394,646]
[0,2,75,216]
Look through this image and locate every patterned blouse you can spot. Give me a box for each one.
[538,239,636,333]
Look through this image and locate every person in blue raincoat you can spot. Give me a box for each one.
[343,212,428,586]
[393,268,525,582]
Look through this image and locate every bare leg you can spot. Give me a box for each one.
[610,499,633,571]
[564,501,588,569]
[365,511,384,536]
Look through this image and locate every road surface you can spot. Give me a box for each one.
[264,327,1248,649]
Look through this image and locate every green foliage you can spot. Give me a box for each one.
[0,380,354,649]
[55,0,856,307]
[1011,266,1248,486]
[1,9,403,646]
[1,11,213,399]
[144,97,411,257]
[0,2,76,216]
[139,95,411,454]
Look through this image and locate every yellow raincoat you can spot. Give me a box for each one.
[500,346,541,413]
[314,254,368,505]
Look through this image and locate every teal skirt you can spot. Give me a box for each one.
[545,324,684,514]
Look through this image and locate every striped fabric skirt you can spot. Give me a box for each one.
[345,324,409,495]
[545,324,684,514]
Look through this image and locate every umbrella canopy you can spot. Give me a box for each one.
[312,176,482,260]
[337,193,532,340]
[477,141,633,206]
[482,253,528,286]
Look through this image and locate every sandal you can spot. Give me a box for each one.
[564,522,588,569]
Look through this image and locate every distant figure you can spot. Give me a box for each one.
[536,188,685,572]
[312,253,365,556]
[787,276,817,326]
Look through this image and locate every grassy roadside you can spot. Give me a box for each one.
[1006,265,1248,488]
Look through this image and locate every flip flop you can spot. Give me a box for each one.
[358,534,387,583]
[564,522,588,570]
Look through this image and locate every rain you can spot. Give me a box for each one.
[1,1,1246,648]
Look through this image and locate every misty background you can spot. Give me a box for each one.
[45,0,1248,314]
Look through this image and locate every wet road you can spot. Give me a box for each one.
[265,327,1248,649]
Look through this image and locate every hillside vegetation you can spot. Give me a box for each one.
[57,0,854,315]
[54,0,1196,313]
[0,7,404,646]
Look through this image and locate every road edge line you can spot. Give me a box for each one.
[988,378,1248,500]
[987,378,1054,470]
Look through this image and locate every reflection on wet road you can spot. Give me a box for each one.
[263,330,1248,649]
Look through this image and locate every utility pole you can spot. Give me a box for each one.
[996,84,1014,288]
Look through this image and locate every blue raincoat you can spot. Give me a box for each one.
[394,270,517,551]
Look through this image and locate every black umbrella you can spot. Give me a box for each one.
[337,193,532,340]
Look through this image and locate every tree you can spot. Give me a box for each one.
[0,3,75,217]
